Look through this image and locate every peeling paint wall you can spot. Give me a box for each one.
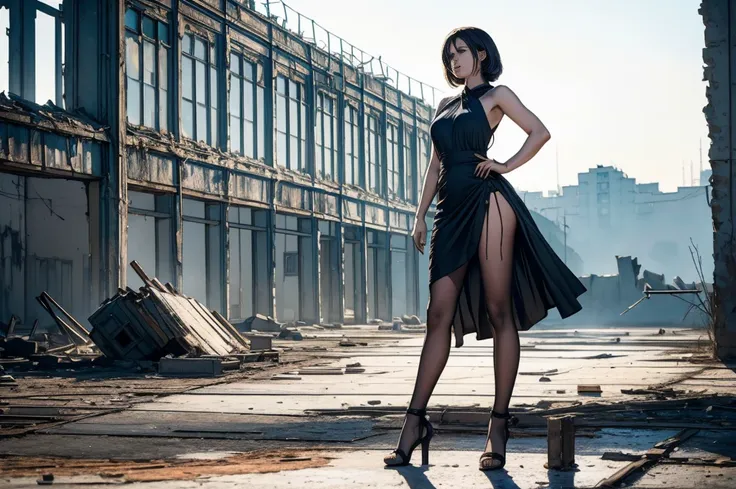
[701,0,736,358]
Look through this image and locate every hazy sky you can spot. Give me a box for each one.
[1,1,708,193]
[282,0,709,193]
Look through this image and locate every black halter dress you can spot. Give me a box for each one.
[428,83,586,348]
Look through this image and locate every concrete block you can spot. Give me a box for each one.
[242,333,272,351]
[241,314,283,333]
[402,315,422,325]
[158,357,223,377]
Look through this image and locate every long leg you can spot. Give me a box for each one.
[384,263,468,464]
[478,191,519,469]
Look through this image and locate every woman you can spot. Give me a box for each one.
[383,27,586,471]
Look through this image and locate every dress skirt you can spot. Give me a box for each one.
[428,150,587,348]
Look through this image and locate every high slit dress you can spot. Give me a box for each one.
[428,83,587,348]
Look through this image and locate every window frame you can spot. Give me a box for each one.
[124,8,170,131]
[274,74,308,172]
[315,91,338,181]
[181,30,219,146]
[228,48,265,160]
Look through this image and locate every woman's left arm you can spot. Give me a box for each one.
[492,85,551,173]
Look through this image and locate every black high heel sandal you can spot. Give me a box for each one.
[479,410,518,471]
[384,407,434,467]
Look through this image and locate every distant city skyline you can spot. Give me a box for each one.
[279,0,709,194]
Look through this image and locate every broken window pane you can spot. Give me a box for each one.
[126,34,140,79]
[35,12,57,104]
[143,41,155,85]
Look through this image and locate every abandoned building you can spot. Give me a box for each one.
[0,0,438,328]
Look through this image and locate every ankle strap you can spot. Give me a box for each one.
[491,410,511,419]
[406,407,427,417]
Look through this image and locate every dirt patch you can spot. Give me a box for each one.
[0,449,333,482]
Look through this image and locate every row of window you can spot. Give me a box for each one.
[123,9,431,202]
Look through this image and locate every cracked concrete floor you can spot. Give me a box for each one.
[1,326,735,488]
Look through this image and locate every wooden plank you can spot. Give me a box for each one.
[155,292,231,356]
[561,416,575,468]
[547,417,563,469]
[212,310,251,350]
[187,299,245,352]
[594,429,699,487]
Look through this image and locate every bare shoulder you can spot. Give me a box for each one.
[488,85,518,103]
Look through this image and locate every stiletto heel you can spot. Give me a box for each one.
[479,409,518,471]
[384,408,434,467]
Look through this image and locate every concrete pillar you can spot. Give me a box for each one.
[701,0,736,359]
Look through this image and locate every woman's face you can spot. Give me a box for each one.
[447,38,484,81]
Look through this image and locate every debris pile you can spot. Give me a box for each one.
[0,291,98,367]
[88,261,250,361]
[0,261,260,377]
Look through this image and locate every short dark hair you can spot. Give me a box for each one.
[441,27,502,87]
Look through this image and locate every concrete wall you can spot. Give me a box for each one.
[549,255,708,327]
[25,177,90,326]
[0,172,25,323]
[701,0,736,358]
